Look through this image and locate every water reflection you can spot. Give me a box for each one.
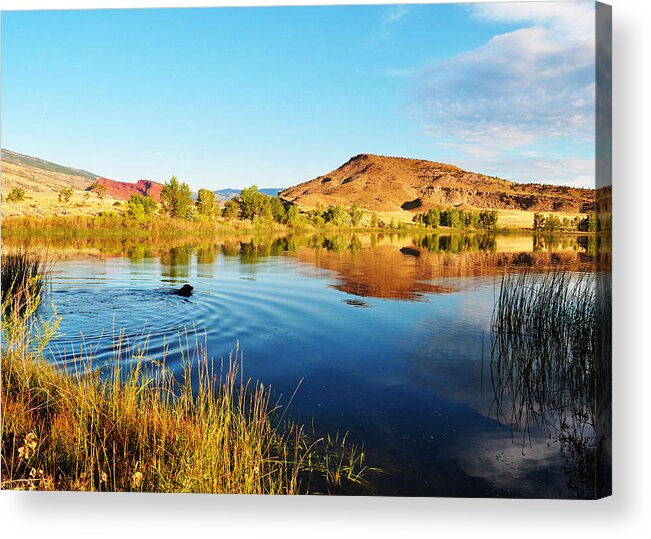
[3,232,596,302]
[2,230,607,498]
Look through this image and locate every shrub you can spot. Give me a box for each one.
[222,199,240,220]
[89,182,108,199]
[126,194,158,224]
[6,187,25,202]
[58,187,73,203]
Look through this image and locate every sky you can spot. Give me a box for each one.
[1,2,596,189]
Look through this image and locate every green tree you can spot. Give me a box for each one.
[307,203,326,227]
[196,188,219,219]
[578,214,596,232]
[466,210,480,229]
[370,213,379,228]
[348,202,364,227]
[239,185,272,221]
[286,204,300,225]
[126,194,158,223]
[161,176,193,219]
[58,187,73,203]
[561,217,571,231]
[222,199,240,220]
[424,208,440,228]
[324,205,350,227]
[448,208,461,228]
[533,212,546,231]
[544,214,561,232]
[270,197,286,223]
[478,210,498,229]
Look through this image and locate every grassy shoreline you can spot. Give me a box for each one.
[2,213,532,236]
[0,252,370,494]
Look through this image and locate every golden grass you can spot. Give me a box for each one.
[496,209,587,230]
[314,207,587,231]
[1,298,369,494]
[0,214,306,238]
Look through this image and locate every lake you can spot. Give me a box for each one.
[8,231,600,498]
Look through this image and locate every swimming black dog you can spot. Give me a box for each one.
[174,284,194,297]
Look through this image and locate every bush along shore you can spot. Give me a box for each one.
[1,250,371,493]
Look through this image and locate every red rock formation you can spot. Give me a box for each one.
[92,177,164,202]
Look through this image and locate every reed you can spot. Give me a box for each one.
[490,270,597,439]
[1,281,369,494]
[1,246,50,314]
[489,269,605,495]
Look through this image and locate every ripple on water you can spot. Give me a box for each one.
[43,268,336,366]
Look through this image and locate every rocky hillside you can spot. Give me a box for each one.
[92,177,164,202]
[280,154,595,213]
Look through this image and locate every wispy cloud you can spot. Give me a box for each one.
[384,5,409,25]
[410,1,596,186]
[378,5,410,40]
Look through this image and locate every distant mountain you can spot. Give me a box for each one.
[1,148,99,182]
[213,188,241,202]
[214,187,285,203]
[90,177,164,202]
[280,154,596,213]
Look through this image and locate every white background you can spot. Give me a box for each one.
[0,0,648,537]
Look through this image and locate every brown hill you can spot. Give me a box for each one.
[92,177,164,202]
[1,163,118,218]
[280,154,595,213]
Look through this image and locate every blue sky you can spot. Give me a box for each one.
[1,2,596,189]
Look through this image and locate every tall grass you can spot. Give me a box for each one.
[2,214,223,237]
[489,269,609,496]
[1,247,50,314]
[1,267,369,494]
[490,271,596,436]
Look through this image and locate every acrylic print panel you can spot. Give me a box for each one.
[0,1,611,498]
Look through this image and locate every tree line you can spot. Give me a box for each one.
[122,177,367,228]
[532,213,596,232]
[412,207,498,230]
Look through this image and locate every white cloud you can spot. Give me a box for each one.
[471,1,594,40]
[377,5,410,40]
[384,5,409,25]
[412,1,596,186]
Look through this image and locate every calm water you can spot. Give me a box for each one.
[22,232,598,497]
